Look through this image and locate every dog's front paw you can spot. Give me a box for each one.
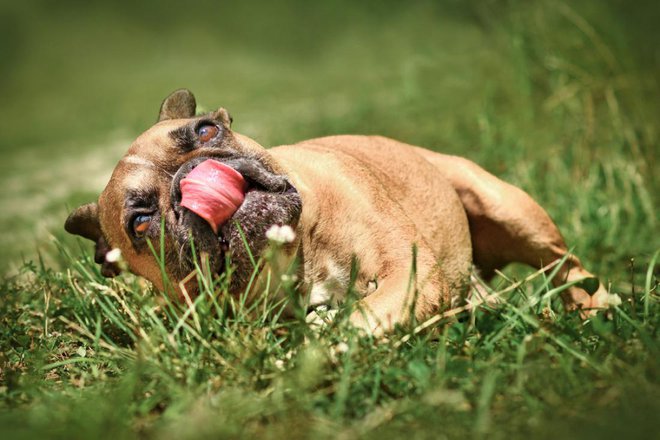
[584,286,622,317]
[305,305,338,329]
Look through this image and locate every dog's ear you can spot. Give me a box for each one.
[65,203,121,278]
[65,203,101,242]
[158,89,197,121]
[211,107,233,128]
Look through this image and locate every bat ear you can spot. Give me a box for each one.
[158,89,197,121]
[65,203,120,278]
[211,107,233,128]
[65,203,101,242]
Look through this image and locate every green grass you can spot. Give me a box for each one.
[1,240,658,439]
[1,0,658,438]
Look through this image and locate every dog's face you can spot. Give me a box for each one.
[65,90,302,297]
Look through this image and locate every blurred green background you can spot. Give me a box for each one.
[0,0,657,274]
[0,2,659,439]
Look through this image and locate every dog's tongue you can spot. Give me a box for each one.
[180,160,247,233]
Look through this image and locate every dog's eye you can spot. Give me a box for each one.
[197,124,219,143]
[132,214,152,237]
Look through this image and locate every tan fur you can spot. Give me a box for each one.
[271,136,472,331]
[66,94,610,335]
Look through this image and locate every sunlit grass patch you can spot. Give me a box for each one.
[1,0,659,438]
[1,239,658,439]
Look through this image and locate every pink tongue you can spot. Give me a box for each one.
[180,160,247,233]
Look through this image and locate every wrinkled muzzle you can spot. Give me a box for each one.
[168,155,302,293]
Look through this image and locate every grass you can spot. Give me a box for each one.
[1,241,658,439]
[0,0,658,438]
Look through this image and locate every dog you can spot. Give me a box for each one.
[65,89,610,334]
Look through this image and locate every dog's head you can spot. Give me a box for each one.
[65,89,302,297]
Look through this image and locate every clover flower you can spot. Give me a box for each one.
[265,224,296,244]
[105,248,122,263]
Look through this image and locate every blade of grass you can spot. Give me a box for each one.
[644,250,659,322]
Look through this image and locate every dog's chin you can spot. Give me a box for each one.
[219,186,301,290]
[171,156,302,293]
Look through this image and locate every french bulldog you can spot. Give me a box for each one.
[65,89,610,334]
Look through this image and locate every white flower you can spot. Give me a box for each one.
[281,274,299,283]
[335,342,349,354]
[265,224,296,244]
[105,248,122,263]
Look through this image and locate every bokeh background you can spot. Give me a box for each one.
[0,0,657,275]
[1,2,659,439]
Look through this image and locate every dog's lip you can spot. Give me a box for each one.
[171,155,294,210]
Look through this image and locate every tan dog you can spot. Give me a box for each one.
[65,89,610,333]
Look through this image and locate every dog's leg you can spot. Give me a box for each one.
[348,252,457,335]
[417,150,611,314]
[348,274,421,336]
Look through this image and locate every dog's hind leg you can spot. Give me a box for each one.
[416,149,611,314]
